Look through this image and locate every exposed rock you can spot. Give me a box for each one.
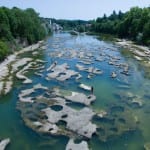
[144,142,150,150]
[65,92,96,105]
[133,50,147,57]
[42,106,96,138]
[37,121,59,134]
[18,84,48,103]
[4,77,13,95]
[12,58,32,72]
[0,138,10,150]
[33,84,48,90]
[76,64,86,71]
[79,84,91,91]
[16,62,34,84]
[0,82,4,94]
[47,63,72,80]
[17,42,41,55]
[54,88,96,105]
[47,61,57,71]
[56,70,78,81]
[111,72,117,78]
[76,74,82,80]
[134,55,143,61]
[97,110,107,118]
[76,64,103,75]
[0,55,16,81]
[66,139,89,150]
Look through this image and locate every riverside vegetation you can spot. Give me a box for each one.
[90,7,150,46]
[0,7,50,61]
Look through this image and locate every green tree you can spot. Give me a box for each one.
[0,41,8,61]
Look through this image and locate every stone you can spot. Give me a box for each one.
[0,82,4,94]
[19,84,48,103]
[97,110,107,118]
[134,55,143,61]
[47,61,57,71]
[79,84,91,91]
[131,97,143,107]
[4,79,13,95]
[42,106,96,138]
[144,142,150,150]
[56,70,78,81]
[76,74,82,80]
[16,62,34,84]
[111,72,117,78]
[12,58,32,72]
[47,63,79,82]
[64,91,96,105]
[66,139,89,150]
[0,138,10,150]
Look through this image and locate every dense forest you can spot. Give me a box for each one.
[0,7,48,61]
[90,7,150,45]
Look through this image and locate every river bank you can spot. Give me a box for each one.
[115,39,150,78]
[0,40,45,96]
[90,32,150,78]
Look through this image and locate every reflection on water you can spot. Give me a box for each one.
[0,33,150,150]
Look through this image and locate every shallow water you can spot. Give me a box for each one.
[0,33,150,150]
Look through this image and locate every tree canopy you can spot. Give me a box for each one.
[91,7,150,45]
[0,7,48,61]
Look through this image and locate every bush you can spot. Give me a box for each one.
[0,41,8,61]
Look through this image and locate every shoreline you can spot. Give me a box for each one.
[115,39,150,78]
[116,39,150,53]
[0,40,44,95]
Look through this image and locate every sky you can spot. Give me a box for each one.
[0,0,149,20]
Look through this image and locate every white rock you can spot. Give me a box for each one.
[66,139,89,150]
[0,138,10,150]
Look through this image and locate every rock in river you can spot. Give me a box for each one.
[0,138,10,150]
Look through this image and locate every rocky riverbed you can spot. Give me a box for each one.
[0,33,150,150]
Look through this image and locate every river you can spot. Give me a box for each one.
[0,32,150,150]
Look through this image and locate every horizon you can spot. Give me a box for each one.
[0,0,149,20]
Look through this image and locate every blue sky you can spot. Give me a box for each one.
[0,0,149,20]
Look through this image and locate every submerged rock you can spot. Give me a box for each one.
[97,110,107,118]
[131,97,143,107]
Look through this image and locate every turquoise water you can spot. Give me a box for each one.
[0,33,150,150]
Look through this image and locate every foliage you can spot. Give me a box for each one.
[91,7,150,45]
[47,18,90,32]
[0,41,8,61]
[0,7,48,60]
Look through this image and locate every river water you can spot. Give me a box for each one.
[0,33,150,150]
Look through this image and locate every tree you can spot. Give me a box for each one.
[0,41,8,61]
[0,8,12,40]
[90,6,150,45]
